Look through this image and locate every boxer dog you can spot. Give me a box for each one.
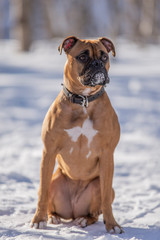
[31,36,123,234]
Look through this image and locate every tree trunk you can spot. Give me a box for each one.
[42,0,54,39]
[139,0,155,37]
[14,0,32,51]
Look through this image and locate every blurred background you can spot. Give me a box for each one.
[0,1,160,239]
[0,0,160,51]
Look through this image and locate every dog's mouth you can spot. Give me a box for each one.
[79,71,110,87]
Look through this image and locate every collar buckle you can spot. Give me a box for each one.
[79,95,88,108]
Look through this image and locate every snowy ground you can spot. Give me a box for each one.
[0,39,160,240]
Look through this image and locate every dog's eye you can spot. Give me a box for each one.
[77,54,89,63]
[101,54,108,62]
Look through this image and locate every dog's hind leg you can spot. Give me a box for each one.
[74,215,99,228]
[48,212,61,224]
[48,168,73,223]
[73,177,102,227]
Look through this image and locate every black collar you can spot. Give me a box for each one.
[62,84,105,107]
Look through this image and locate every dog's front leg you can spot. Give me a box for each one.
[31,147,56,229]
[100,150,123,234]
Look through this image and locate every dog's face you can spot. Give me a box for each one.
[58,36,115,88]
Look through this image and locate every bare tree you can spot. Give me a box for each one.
[41,0,54,39]
[139,0,156,38]
[13,0,33,51]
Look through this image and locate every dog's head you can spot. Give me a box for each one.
[58,36,115,88]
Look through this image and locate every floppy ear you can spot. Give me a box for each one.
[99,37,116,57]
[58,36,78,55]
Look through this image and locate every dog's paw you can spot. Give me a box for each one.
[30,221,47,229]
[48,215,61,225]
[109,226,124,234]
[103,212,124,234]
[74,217,87,228]
[31,210,47,229]
[104,221,124,234]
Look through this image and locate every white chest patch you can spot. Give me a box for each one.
[65,118,98,147]
[82,88,92,96]
[86,150,91,158]
[70,147,74,154]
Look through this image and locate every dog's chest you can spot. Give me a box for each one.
[65,117,98,148]
[57,107,102,179]
[61,108,100,159]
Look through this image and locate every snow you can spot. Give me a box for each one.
[0,39,160,240]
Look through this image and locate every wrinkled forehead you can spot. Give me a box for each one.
[69,39,107,58]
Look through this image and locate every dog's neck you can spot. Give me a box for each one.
[64,76,102,97]
[62,82,105,108]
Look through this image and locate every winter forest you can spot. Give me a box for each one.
[0,0,160,50]
[0,1,160,240]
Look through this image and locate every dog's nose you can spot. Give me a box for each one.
[91,60,104,68]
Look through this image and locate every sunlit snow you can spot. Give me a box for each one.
[0,39,160,240]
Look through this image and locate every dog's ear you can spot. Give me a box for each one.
[99,37,116,57]
[58,36,79,55]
